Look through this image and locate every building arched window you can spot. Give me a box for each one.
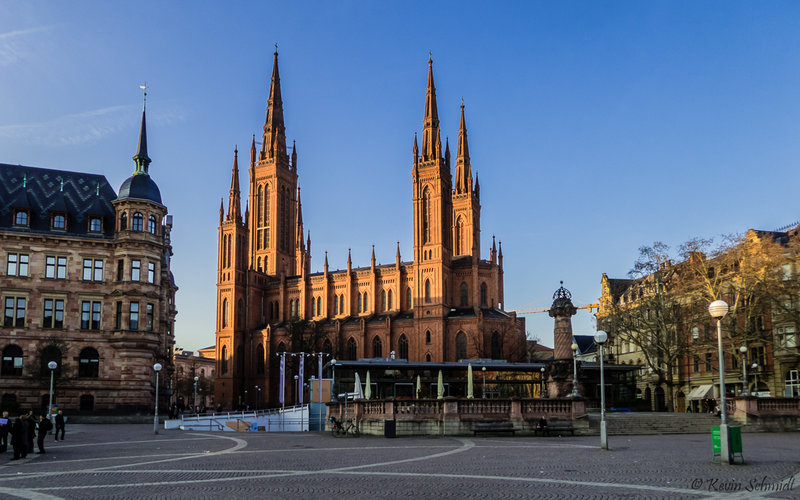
[14,210,29,226]
[491,331,502,359]
[455,332,467,360]
[398,335,409,360]
[388,290,393,310]
[256,344,265,374]
[373,336,382,358]
[381,290,387,312]
[316,296,322,316]
[148,215,157,234]
[119,212,127,230]
[257,185,263,225]
[425,279,431,303]
[78,347,99,378]
[40,346,62,377]
[358,293,363,313]
[426,330,431,345]
[333,295,338,316]
[460,282,468,307]
[347,338,357,360]
[132,212,143,231]
[407,287,412,309]
[426,353,431,362]
[264,183,271,248]
[422,186,431,243]
[220,345,228,374]
[339,294,345,314]
[455,216,464,255]
[222,298,229,328]
[480,282,487,307]
[1,345,23,376]
[363,292,369,311]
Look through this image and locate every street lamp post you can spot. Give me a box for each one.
[47,361,57,421]
[595,331,608,450]
[153,363,163,434]
[482,366,486,399]
[752,363,759,396]
[540,367,546,398]
[331,359,337,401]
[193,376,199,413]
[739,346,748,396]
[570,343,581,397]
[255,385,261,411]
[709,299,732,464]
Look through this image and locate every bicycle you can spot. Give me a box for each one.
[329,416,360,437]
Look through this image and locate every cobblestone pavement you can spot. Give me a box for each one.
[0,425,798,499]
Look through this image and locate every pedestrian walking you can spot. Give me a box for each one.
[54,410,65,441]
[36,414,52,454]
[0,411,9,453]
[11,416,26,460]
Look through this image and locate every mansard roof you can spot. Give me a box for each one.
[0,163,117,237]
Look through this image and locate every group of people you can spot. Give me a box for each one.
[0,410,65,462]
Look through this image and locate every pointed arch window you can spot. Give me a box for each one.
[339,294,345,315]
[381,290,387,312]
[333,295,338,316]
[388,290,393,311]
[491,331,501,359]
[347,337,357,360]
[460,282,469,307]
[426,353,432,362]
[222,298,229,328]
[480,282,488,307]
[425,330,431,345]
[455,216,464,255]
[363,292,369,312]
[132,212,143,231]
[398,335,409,360]
[316,296,322,317]
[257,185,263,225]
[422,187,431,243]
[256,344,265,375]
[358,293,363,313]
[407,287,412,310]
[425,279,431,303]
[456,332,467,360]
[373,336,382,358]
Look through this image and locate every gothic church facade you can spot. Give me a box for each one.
[215,53,525,408]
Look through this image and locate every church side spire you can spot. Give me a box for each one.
[421,57,441,161]
[262,49,286,162]
[455,103,472,194]
[227,147,241,222]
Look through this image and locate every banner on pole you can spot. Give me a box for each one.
[298,355,304,405]
[279,354,285,404]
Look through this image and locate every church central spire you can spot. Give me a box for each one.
[227,147,241,222]
[262,49,287,161]
[421,57,441,161]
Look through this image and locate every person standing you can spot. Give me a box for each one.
[0,411,9,453]
[11,416,26,460]
[25,411,35,455]
[36,414,51,454]
[54,410,65,441]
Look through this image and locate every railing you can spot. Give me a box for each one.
[521,399,574,418]
[458,400,510,415]
[395,400,442,417]
[756,398,800,415]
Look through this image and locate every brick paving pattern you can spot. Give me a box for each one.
[0,425,798,499]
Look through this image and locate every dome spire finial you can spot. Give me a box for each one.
[132,84,151,175]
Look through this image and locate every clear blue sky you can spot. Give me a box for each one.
[3,1,800,351]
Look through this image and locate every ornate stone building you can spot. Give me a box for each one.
[0,106,178,414]
[215,53,526,409]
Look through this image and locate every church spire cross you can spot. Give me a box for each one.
[262,49,286,162]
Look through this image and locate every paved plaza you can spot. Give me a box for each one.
[0,425,798,499]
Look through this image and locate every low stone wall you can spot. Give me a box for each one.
[730,397,800,432]
[327,398,590,436]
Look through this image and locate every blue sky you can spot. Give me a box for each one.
[3,1,800,351]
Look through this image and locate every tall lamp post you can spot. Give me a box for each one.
[709,299,731,464]
[540,367,546,398]
[751,363,759,396]
[739,346,748,396]
[331,359,337,401]
[255,385,261,411]
[153,363,162,434]
[47,361,57,421]
[482,366,487,399]
[595,331,608,450]
[570,343,581,397]
[193,376,199,413]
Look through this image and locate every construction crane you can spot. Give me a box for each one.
[511,302,599,315]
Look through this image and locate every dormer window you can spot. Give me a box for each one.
[132,212,143,231]
[89,217,102,233]
[13,210,28,227]
[52,213,66,230]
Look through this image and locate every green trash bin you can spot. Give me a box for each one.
[712,426,743,462]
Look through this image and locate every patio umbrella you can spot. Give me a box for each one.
[467,364,474,399]
[353,372,364,400]
[437,370,444,400]
[416,375,422,399]
[365,371,372,400]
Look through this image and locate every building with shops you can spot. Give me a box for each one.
[597,226,800,412]
[0,107,178,414]
[215,52,526,409]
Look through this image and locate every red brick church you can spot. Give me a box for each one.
[215,52,526,409]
